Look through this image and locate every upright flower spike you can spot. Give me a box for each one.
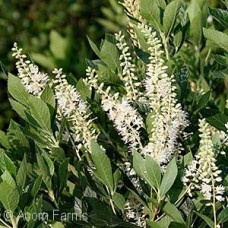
[84,67,144,153]
[53,68,97,154]
[182,119,225,203]
[115,31,141,101]
[121,0,143,47]
[12,43,49,96]
[122,0,142,20]
[139,24,188,164]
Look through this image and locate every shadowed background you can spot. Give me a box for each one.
[0,0,126,130]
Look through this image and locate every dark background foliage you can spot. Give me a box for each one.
[0,0,125,130]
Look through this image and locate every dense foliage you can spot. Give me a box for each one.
[0,0,125,130]
[0,0,227,228]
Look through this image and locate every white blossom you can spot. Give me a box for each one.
[122,0,142,20]
[182,119,225,203]
[139,23,188,164]
[115,31,141,101]
[12,43,49,96]
[85,67,144,153]
[53,68,97,153]
[124,196,147,227]
[121,0,143,47]
[219,123,228,147]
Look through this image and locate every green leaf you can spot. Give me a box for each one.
[9,98,27,120]
[173,30,183,50]
[134,27,150,50]
[169,222,185,228]
[145,155,161,189]
[209,8,228,28]
[196,90,211,111]
[147,221,163,228]
[0,182,19,212]
[31,175,42,198]
[42,153,55,176]
[87,36,102,59]
[100,37,120,71]
[163,0,181,35]
[25,197,42,228]
[91,140,114,192]
[157,215,173,227]
[163,202,185,224]
[140,0,161,32]
[133,152,160,191]
[134,47,150,64]
[8,74,30,107]
[50,30,68,59]
[112,192,125,212]
[218,207,228,224]
[187,0,202,44]
[16,155,27,192]
[41,86,56,116]
[183,152,193,167]
[160,158,178,197]
[76,78,91,101]
[156,0,166,9]
[0,130,10,149]
[97,64,121,85]
[36,153,52,191]
[194,212,214,228]
[113,169,121,191]
[206,113,228,131]
[133,152,146,178]
[0,153,17,176]
[28,96,51,132]
[203,28,228,51]
[58,159,69,193]
[1,171,16,188]
[50,147,66,163]
[213,54,228,66]
[7,120,30,153]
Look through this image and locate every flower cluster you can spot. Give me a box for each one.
[53,68,97,154]
[124,196,147,228]
[122,0,142,20]
[182,119,225,203]
[115,31,141,101]
[121,0,143,47]
[12,43,49,96]
[139,23,188,164]
[84,67,143,153]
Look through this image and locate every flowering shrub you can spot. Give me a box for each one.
[0,0,227,228]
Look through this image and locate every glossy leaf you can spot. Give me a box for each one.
[163,0,181,35]
[160,158,178,197]
[203,28,228,51]
[91,140,114,192]
[8,74,30,107]
[16,155,27,191]
[0,182,19,212]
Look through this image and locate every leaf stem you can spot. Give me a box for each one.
[0,218,11,228]
[106,186,116,215]
[155,186,190,222]
[161,33,169,60]
[212,179,217,228]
